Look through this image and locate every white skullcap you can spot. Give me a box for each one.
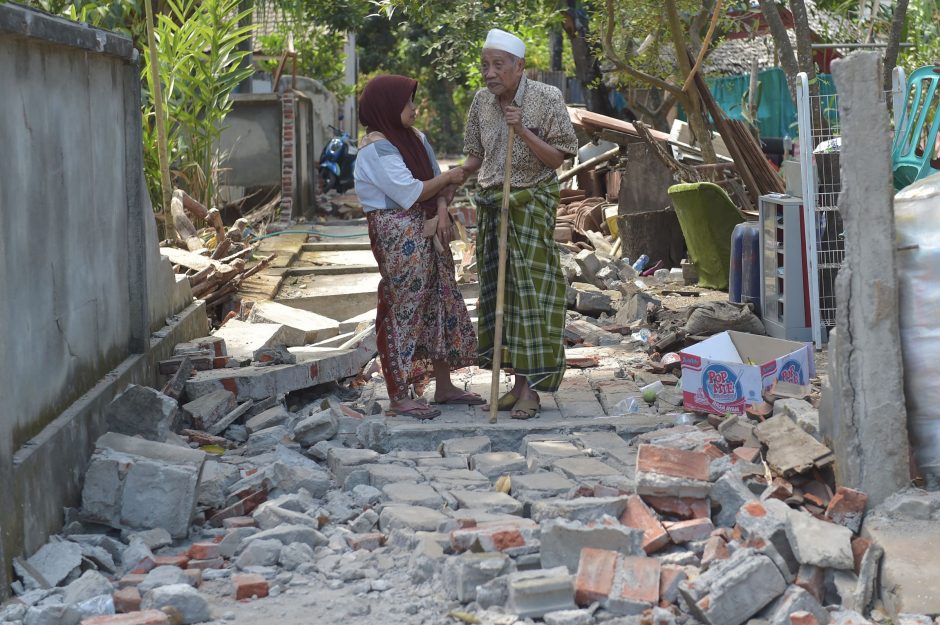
[483,28,525,58]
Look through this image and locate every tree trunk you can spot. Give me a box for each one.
[664,0,717,163]
[758,0,799,101]
[789,0,826,131]
[883,0,910,94]
[563,0,616,117]
[549,28,564,71]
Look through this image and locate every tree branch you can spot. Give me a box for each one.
[883,0,909,93]
[683,0,724,92]
[758,0,799,101]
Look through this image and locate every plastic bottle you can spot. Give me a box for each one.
[783,134,792,158]
[632,254,650,272]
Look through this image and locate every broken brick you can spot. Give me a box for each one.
[574,548,618,605]
[642,496,710,519]
[112,587,141,614]
[637,445,711,481]
[825,486,868,534]
[659,564,688,604]
[233,573,269,600]
[152,555,189,569]
[765,478,794,501]
[702,443,726,460]
[208,486,268,527]
[789,611,821,625]
[346,532,385,551]
[609,555,660,606]
[733,447,761,463]
[79,611,170,625]
[619,495,670,554]
[666,518,714,543]
[450,521,537,554]
[117,574,147,589]
[795,564,826,602]
[701,535,730,566]
[187,542,221,560]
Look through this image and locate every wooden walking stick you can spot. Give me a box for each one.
[488,127,516,424]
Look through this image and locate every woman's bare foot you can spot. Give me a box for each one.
[387,398,440,419]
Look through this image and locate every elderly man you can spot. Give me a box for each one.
[461,28,578,420]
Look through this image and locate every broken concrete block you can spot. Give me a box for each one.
[525,440,583,471]
[137,567,192,596]
[510,472,576,501]
[755,414,833,475]
[244,425,291,456]
[361,464,422,490]
[773,399,820,438]
[543,609,593,625]
[245,405,290,435]
[184,348,367,402]
[758,585,830,625]
[14,540,84,590]
[326,447,380,484]
[381,482,444,509]
[106,385,178,443]
[786,508,854,569]
[450,519,540,556]
[291,410,338,447]
[710,470,758,527]
[470,452,528,479]
[248,301,340,344]
[540,516,643,572]
[679,548,787,625]
[139,584,210,625]
[278,542,315,571]
[636,444,711,498]
[619,495,670,554]
[252,501,317,531]
[507,567,577,618]
[63,570,114,606]
[24,603,81,625]
[81,433,206,539]
[442,552,513,602]
[242,524,326,551]
[574,287,615,315]
[736,500,800,582]
[181,389,235,431]
[439,436,491,457]
[450,490,523,515]
[551,457,620,480]
[531,496,629,523]
[212,319,305,360]
[605,555,661,616]
[379,505,448,532]
[659,563,689,604]
[235,538,282,569]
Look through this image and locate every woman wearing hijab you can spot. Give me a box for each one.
[354,74,483,419]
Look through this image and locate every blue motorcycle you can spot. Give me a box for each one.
[319,119,357,193]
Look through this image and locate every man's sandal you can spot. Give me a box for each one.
[510,398,540,420]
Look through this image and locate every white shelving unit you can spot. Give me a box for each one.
[759,194,814,342]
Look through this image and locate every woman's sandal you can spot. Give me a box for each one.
[510,397,540,420]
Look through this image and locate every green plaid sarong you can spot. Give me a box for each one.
[475,177,567,392]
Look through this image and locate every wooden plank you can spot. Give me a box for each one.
[755,414,834,475]
[567,107,670,142]
[160,247,221,272]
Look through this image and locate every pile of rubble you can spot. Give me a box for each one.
[3,318,936,625]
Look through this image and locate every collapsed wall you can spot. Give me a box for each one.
[0,4,206,597]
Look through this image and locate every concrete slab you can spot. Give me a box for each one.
[339,308,378,334]
[248,301,340,344]
[213,319,305,360]
[862,516,940,616]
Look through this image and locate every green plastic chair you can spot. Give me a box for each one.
[892,65,940,191]
[667,182,745,291]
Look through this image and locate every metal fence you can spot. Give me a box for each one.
[795,67,907,348]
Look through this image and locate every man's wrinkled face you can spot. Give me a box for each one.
[481,49,524,98]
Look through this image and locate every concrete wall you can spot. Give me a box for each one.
[0,4,206,596]
[217,90,318,217]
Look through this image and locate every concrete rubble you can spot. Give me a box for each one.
[5,324,933,625]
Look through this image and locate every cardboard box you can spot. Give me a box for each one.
[680,331,815,415]
[782,159,802,197]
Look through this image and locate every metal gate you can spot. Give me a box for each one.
[795,67,907,348]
